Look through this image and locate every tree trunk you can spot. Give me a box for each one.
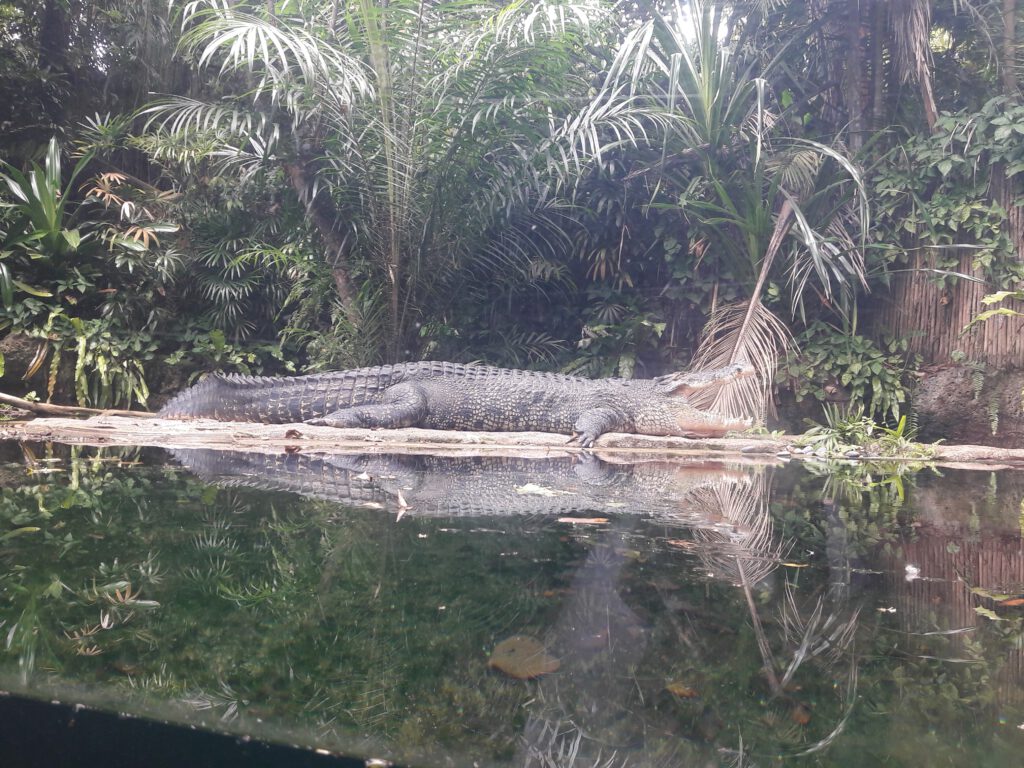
[843,1,868,151]
[38,0,72,124]
[283,160,358,312]
[871,1,886,130]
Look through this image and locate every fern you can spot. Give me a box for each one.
[968,361,986,402]
[987,393,1000,436]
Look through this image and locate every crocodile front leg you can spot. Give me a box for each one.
[571,407,628,448]
[305,382,428,428]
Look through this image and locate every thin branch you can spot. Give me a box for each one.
[0,392,158,419]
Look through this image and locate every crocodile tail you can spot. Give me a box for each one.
[157,367,405,422]
[158,375,251,420]
[158,374,315,422]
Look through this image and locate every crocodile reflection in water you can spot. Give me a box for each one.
[169,449,752,522]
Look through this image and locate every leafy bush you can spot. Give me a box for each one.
[872,96,1024,281]
[164,329,292,383]
[782,321,919,422]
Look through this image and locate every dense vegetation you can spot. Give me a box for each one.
[1,0,1021,423]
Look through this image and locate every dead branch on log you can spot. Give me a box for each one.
[0,392,158,419]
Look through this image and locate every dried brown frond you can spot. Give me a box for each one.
[688,300,792,423]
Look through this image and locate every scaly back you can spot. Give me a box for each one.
[156,361,613,423]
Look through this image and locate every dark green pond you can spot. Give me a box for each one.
[1,443,1023,767]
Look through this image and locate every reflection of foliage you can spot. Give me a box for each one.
[0,449,169,679]
[775,461,915,562]
[849,614,1024,766]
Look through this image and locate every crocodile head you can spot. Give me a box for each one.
[643,362,757,437]
[654,361,757,395]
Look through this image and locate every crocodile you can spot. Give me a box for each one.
[158,361,753,446]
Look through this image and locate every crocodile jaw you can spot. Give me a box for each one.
[672,411,752,438]
[671,397,752,437]
[635,399,751,438]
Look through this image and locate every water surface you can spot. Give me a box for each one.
[1,443,1023,766]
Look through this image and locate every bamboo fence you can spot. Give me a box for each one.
[875,168,1024,368]
[875,249,1024,367]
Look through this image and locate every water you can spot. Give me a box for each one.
[1,442,1023,767]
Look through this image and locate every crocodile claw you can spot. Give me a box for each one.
[567,431,597,449]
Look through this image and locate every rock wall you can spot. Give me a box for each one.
[912,365,1024,446]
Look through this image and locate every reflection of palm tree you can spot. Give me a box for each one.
[692,474,790,695]
[515,519,649,767]
[691,475,860,757]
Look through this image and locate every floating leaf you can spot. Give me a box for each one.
[791,702,812,726]
[488,635,559,679]
[666,539,696,550]
[975,606,1006,621]
[665,681,699,698]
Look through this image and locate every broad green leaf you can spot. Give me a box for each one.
[974,606,1005,621]
[0,527,41,542]
[0,261,11,307]
[62,229,82,251]
[980,290,1023,305]
[971,307,1022,324]
[11,280,53,298]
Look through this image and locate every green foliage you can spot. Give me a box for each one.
[800,402,931,461]
[0,139,185,406]
[164,328,292,381]
[782,320,919,422]
[801,403,879,453]
[965,289,1024,329]
[0,138,93,303]
[139,0,653,362]
[569,291,667,378]
[872,96,1024,281]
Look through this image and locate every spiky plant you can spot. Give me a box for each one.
[599,1,869,422]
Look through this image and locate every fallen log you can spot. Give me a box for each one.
[0,414,1022,467]
[0,414,781,459]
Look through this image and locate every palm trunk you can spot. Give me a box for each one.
[843,1,868,151]
[283,161,358,312]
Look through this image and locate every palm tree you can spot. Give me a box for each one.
[141,0,662,363]
[602,1,869,422]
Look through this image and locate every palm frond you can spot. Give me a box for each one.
[177,7,373,105]
[689,299,791,422]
